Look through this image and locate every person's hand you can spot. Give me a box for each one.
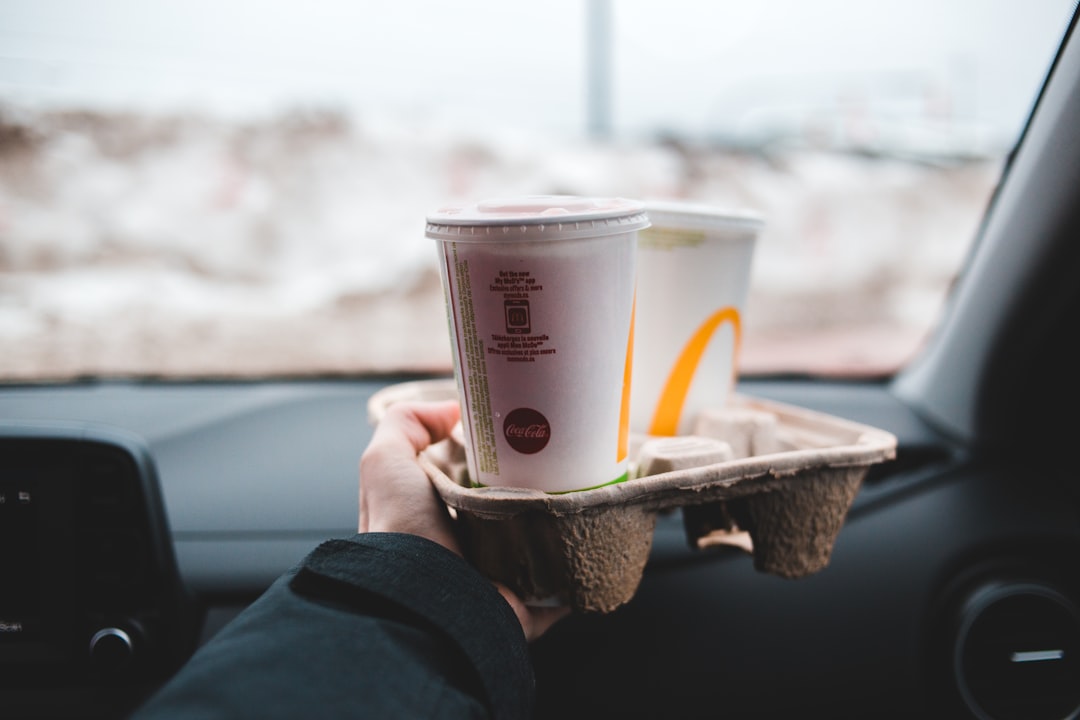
[359,400,462,550]
[359,400,568,640]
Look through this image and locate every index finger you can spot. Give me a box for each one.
[367,399,462,457]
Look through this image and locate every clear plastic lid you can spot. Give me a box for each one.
[425,195,650,242]
[644,200,765,233]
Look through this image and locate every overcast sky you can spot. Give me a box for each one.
[0,0,1075,145]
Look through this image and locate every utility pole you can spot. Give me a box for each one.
[586,0,612,140]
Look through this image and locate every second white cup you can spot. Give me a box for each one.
[631,200,763,437]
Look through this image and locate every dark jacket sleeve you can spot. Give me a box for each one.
[130,533,535,720]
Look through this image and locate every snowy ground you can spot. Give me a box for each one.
[0,107,1000,380]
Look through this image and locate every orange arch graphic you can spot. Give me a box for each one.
[618,292,635,462]
[648,306,741,436]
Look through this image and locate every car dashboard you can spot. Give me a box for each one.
[2,376,1078,718]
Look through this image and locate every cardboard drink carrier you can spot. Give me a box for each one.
[368,378,897,613]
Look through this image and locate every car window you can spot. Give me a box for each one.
[0,0,1074,381]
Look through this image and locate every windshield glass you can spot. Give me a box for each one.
[0,0,1074,381]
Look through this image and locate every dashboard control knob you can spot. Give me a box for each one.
[88,627,135,669]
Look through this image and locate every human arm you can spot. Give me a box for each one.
[130,400,563,719]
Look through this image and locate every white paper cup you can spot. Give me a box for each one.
[427,196,648,493]
[631,201,763,436]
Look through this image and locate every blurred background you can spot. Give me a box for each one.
[0,0,1075,380]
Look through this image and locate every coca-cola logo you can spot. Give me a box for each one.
[503,407,551,454]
